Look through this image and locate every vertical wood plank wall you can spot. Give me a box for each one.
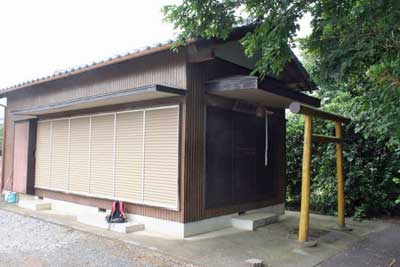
[3,52,286,224]
[184,59,286,223]
[3,51,187,222]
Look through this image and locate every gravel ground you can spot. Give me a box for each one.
[0,209,198,267]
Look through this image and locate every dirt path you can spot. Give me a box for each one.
[0,209,197,267]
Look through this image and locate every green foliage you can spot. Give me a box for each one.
[302,0,400,151]
[394,178,400,205]
[163,0,240,42]
[163,0,400,146]
[163,0,400,217]
[286,95,400,218]
[163,0,309,76]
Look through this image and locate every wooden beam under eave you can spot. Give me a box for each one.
[290,102,350,124]
[312,134,343,144]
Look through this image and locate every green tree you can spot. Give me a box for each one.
[164,0,400,217]
[163,0,400,146]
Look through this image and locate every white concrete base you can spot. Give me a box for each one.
[232,212,279,231]
[18,199,52,211]
[77,213,144,234]
[183,214,234,237]
[43,197,100,216]
[126,213,184,237]
[20,194,284,238]
[183,203,285,237]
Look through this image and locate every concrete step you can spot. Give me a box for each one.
[77,213,144,234]
[232,212,279,231]
[18,200,52,211]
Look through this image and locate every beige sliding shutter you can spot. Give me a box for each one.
[90,114,114,197]
[69,117,91,194]
[50,119,69,191]
[143,107,179,207]
[114,111,144,201]
[35,121,52,188]
[34,105,180,209]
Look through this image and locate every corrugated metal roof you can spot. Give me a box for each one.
[0,24,263,95]
[0,39,178,95]
[0,23,317,95]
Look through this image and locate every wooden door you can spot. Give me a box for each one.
[13,121,29,193]
[233,112,259,203]
[205,106,234,207]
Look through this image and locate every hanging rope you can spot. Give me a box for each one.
[264,109,274,166]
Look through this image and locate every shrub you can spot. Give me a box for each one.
[286,101,400,218]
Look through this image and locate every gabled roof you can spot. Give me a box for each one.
[0,24,317,96]
[0,40,178,95]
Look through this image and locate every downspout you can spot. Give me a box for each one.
[1,103,7,191]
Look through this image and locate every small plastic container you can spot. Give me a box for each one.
[7,192,17,203]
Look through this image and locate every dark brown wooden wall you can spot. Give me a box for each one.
[3,52,286,224]
[184,59,286,223]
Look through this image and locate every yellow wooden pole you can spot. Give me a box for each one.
[335,122,345,228]
[298,115,312,242]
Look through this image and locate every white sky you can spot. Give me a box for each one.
[0,1,312,121]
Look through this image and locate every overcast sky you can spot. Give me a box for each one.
[0,0,311,120]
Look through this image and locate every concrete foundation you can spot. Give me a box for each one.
[17,194,284,238]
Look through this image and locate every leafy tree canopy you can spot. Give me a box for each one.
[163,0,400,147]
[164,0,400,217]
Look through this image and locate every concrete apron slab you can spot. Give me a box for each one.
[0,202,392,267]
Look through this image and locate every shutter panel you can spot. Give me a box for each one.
[69,117,90,194]
[90,114,114,197]
[143,107,179,207]
[35,121,52,188]
[50,119,69,191]
[33,105,180,209]
[115,111,144,201]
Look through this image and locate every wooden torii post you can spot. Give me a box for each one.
[289,102,351,242]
